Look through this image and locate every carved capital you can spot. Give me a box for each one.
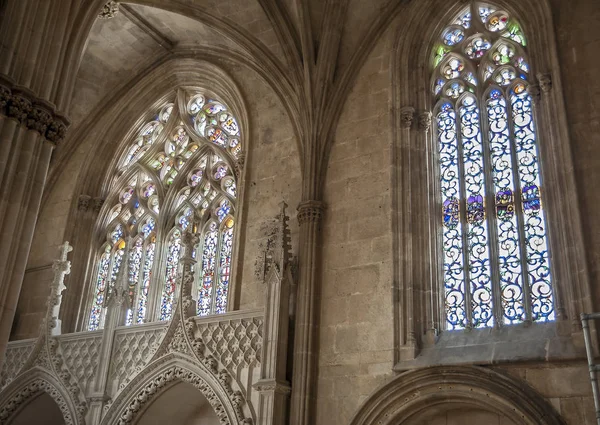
[92,197,105,213]
[0,84,10,111]
[400,106,415,129]
[297,200,324,225]
[46,118,67,145]
[537,73,552,93]
[527,84,541,104]
[78,194,92,211]
[7,94,31,123]
[27,105,52,135]
[99,1,119,19]
[418,111,432,132]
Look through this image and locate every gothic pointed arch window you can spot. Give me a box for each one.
[431,2,554,330]
[87,91,243,331]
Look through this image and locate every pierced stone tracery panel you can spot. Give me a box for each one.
[196,316,263,372]
[0,342,35,389]
[108,325,167,393]
[59,335,102,392]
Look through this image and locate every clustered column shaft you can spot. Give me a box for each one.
[290,200,324,425]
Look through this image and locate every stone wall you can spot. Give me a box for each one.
[316,28,395,425]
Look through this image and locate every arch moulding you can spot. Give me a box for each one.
[0,367,81,425]
[348,365,566,425]
[100,353,244,425]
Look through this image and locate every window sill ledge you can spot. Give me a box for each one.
[394,321,587,371]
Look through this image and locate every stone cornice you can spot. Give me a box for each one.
[0,74,70,145]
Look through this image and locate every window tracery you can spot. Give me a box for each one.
[87,90,241,331]
[432,2,553,330]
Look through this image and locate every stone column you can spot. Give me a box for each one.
[0,83,68,363]
[289,200,324,425]
[0,0,80,362]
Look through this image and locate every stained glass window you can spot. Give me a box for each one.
[432,2,554,330]
[88,89,241,330]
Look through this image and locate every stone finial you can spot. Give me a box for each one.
[537,73,552,93]
[297,200,324,225]
[78,195,92,211]
[400,107,415,129]
[98,1,119,19]
[48,242,73,336]
[418,111,432,132]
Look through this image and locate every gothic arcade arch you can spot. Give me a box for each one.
[99,354,243,425]
[0,368,80,425]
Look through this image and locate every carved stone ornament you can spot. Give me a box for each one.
[400,106,415,129]
[93,197,105,213]
[537,73,552,93]
[297,200,324,225]
[0,85,10,109]
[0,378,74,424]
[114,367,231,425]
[235,152,246,178]
[418,111,432,132]
[0,78,70,144]
[527,84,541,104]
[99,1,120,19]
[27,106,52,135]
[7,94,31,124]
[77,195,92,211]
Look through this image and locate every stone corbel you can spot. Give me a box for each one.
[537,73,552,94]
[399,106,415,130]
[418,111,432,133]
[296,200,324,225]
[92,197,105,214]
[78,195,92,212]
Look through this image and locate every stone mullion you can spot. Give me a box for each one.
[290,200,324,425]
[417,111,437,337]
[530,75,572,324]
[62,196,101,332]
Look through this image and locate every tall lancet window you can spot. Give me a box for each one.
[432,3,554,330]
[87,90,242,331]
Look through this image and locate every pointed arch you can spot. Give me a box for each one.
[0,368,81,425]
[99,354,242,425]
[348,365,565,425]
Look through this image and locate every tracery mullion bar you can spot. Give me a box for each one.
[453,100,473,329]
[478,94,504,327]
[505,89,533,324]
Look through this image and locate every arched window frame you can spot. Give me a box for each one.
[391,0,591,366]
[82,85,248,331]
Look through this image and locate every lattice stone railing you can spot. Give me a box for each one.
[1,309,264,403]
[0,338,36,389]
